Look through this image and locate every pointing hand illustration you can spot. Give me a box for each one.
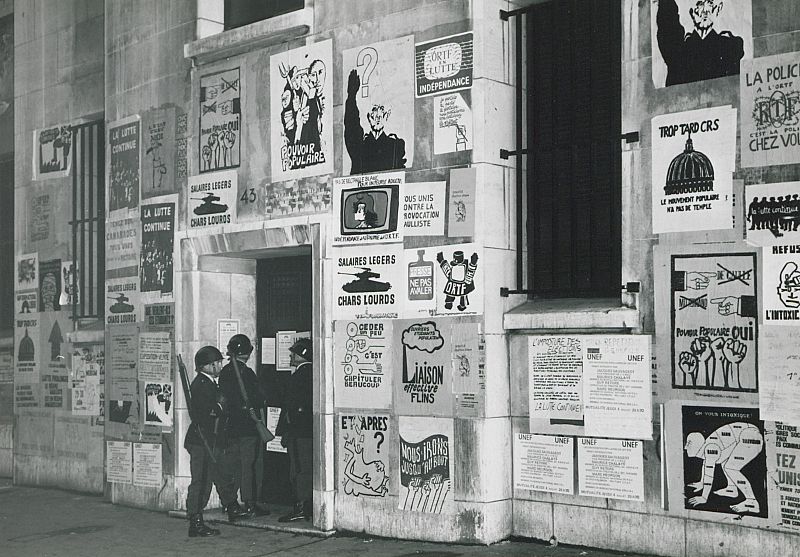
[710,296,740,316]
[686,271,715,290]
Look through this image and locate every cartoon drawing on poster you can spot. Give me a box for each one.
[332,172,404,245]
[339,413,391,498]
[395,319,452,416]
[769,422,800,531]
[740,53,800,167]
[59,261,78,308]
[744,182,800,245]
[16,291,37,315]
[106,277,141,325]
[452,322,483,414]
[14,318,38,379]
[29,193,51,242]
[404,248,437,317]
[144,381,172,427]
[415,32,473,98]
[140,202,174,294]
[447,167,476,238]
[16,253,38,291]
[343,36,414,175]
[200,67,240,172]
[143,107,176,197]
[33,124,73,179]
[434,93,472,154]
[650,0,753,88]
[108,117,141,215]
[403,182,445,236]
[672,253,757,392]
[399,417,453,514]
[262,175,331,219]
[72,346,102,416]
[188,170,237,232]
[332,244,403,320]
[681,405,766,516]
[270,40,334,181]
[334,320,393,409]
[759,327,800,425]
[38,259,61,312]
[436,243,482,315]
[105,217,140,273]
[651,107,736,233]
[763,248,800,325]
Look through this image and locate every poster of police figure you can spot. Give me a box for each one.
[398,416,453,514]
[139,202,174,295]
[745,182,800,246]
[650,0,752,88]
[342,36,414,175]
[108,116,141,216]
[338,413,392,499]
[651,106,736,233]
[270,40,334,182]
[393,319,453,416]
[199,67,241,173]
[33,123,73,180]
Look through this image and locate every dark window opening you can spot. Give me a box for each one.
[527,0,622,298]
[224,0,305,30]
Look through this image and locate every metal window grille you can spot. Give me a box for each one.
[70,120,105,320]
[224,0,305,30]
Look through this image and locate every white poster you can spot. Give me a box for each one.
[334,320,393,409]
[276,330,295,371]
[651,106,736,233]
[759,327,800,425]
[578,437,644,502]
[433,93,473,154]
[261,338,276,365]
[769,422,800,532]
[143,381,172,428]
[332,172,404,245]
[266,406,286,453]
[187,170,237,232]
[398,416,453,514]
[394,318,453,417]
[33,123,74,180]
[514,433,574,495]
[447,167,476,238]
[342,36,414,175]
[403,247,438,317]
[107,440,132,484]
[402,182,445,237]
[133,442,162,488]
[16,252,38,291]
[105,276,142,325]
[138,332,171,383]
[59,260,79,308]
[434,243,483,316]
[763,246,800,325]
[199,67,241,172]
[744,182,800,246]
[339,413,391,498]
[216,319,239,357]
[332,244,403,320]
[528,336,584,422]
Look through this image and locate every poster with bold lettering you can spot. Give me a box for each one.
[514,433,575,495]
[270,40,334,181]
[105,217,141,273]
[744,182,800,246]
[199,67,241,172]
[140,202,174,294]
[403,247,438,317]
[343,36,414,175]
[652,107,736,233]
[14,316,39,382]
[529,336,584,422]
[398,417,453,514]
[332,172,404,245]
[578,437,644,501]
[33,123,73,180]
[650,0,752,88]
[144,302,174,333]
[39,312,68,409]
[434,93,473,154]
[434,243,483,316]
[138,332,171,384]
[187,170,237,232]
[740,52,800,167]
[339,413,392,498]
[415,32,473,97]
[402,182,445,236]
[768,422,800,531]
[105,277,142,326]
[394,319,452,416]
[334,320,393,409]
[108,116,141,217]
[16,291,37,316]
[142,107,177,197]
[763,248,800,325]
[332,244,403,320]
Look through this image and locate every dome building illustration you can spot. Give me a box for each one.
[664,134,715,195]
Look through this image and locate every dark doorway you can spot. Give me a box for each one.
[256,252,312,505]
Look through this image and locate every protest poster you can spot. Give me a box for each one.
[763,246,800,325]
[433,92,472,154]
[447,167,476,238]
[261,175,331,219]
[577,437,644,501]
[398,417,453,514]
[187,170,237,232]
[394,318,452,416]
[275,330,294,371]
[758,327,800,425]
[72,347,102,416]
[144,302,174,334]
[15,316,39,382]
[14,383,39,409]
[768,422,800,531]
[514,433,574,495]
[528,336,584,423]
[144,381,172,428]
[33,123,73,179]
[740,53,800,167]
[650,0,752,88]
[332,172,404,245]
[16,291,37,316]
[744,182,800,246]
[105,217,140,273]
[142,107,177,197]
[29,193,51,242]
[59,261,78,308]
[140,202,174,295]
[403,247,438,317]
[199,67,241,172]
[334,320,393,409]
[332,244,403,320]
[107,116,141,217]
[266,407,286,453]
[108,327,138,404]
[270,40,334,181]
[216,320,239,358]
[38,259,61,312]
[339,413,392,498]
[402,182,445,236]
[16,252,38,291]
[451,322,483,415]
[651,106,736,233]
[342,36,414,175]
[261,338,275,365]
[133,442,162,488]
[0,349,11,383]
[138,332,171,384]
[105,276,141,325]
[415,32,473,97]
[40,313,68,410]
[107,441,132,484]
[434,243,483,316]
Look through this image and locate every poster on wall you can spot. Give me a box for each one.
[199,67,241,173]
[758,327,800,425]
[108,327,138,405]
[108,116,141,217]
[398,416,453,514]
[447,167,476,238]
[142,106,177,197]
[514,433,574,495]
[529,336,584,422]
[342,36,414,175]
[138,332,171,384]
[394,318,452,416]
[40,312,68,409]
[261,175,331,219]
[451,322,483,414]
[763,246,800,325]
[16,252,38,291]
[133,442,162,488]
[107,441,133,484]
[650,0,753,88]
[651,106,737,233]
[415,32,473,97]
[403,247,438,317]
[59,261,79,308]
[402,182,445,236]
[143,381,172,428]
[14,318,39,381]
[140,202,174,295]
[740,52,800,167]
[332,244,403,320]
[434,243,483,316]
[37,259,61,312]
[744,182,800,246]
[334,320,393,409]
[72,347,102,416]
[339,413,391,498]
[16,291,37,315]
[768,422,800,531]
[332,172,404,245]
[144,302,174,333]
[106,217,141,273]
[33,123,73,180]
[270,40,334,181]
[577,437,644,502]
[275,330,295,371]
[434,93,473,155]
[187,170,237,232]
[105,276,141,325]
[29,193,52,243]
[265,407,286,453]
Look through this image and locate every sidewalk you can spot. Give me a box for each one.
[0,481,653,557]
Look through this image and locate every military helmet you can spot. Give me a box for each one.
[288,337,312,361]
[227,334,254,356]
[195,345,223,369]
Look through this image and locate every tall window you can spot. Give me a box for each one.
[527,0,621,297]
[224,0,305,30]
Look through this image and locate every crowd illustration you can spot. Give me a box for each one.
[747,194,800,234]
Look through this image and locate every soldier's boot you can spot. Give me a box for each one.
[188,514,219,537]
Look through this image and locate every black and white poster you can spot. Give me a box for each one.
[38,259,61,312]
[29,193,51,243]
[343,36,414,175]
[16,252,38,292]
[270,40,334,181]
[339,413,391,498]
[108,116,141,217]
[187,170,237,232]
[199,67,241,173]
[768,422,800,531]
[651,0,752,88]
[332,172,404,245]
[403,181,445,237]
[415,32,473,98]
[394,318,452,417]
[433,93,472,155]
[105,277,141,325]
[745,182,800,246]
[59,261,78,308]
[140,202,174,295]
[143,381,172,428]
[763,246,800,325]
[334,320,393,409]
[435,243,483,316]
[33,124,73,180]
[105,217,140,274]
[142,107,177,197]
[398,417,453,514]
[332,244,403,320]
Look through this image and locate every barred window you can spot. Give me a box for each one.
[224,0,305,30]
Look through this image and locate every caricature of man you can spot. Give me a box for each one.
[436,250,478,312]
[777,261,800,309]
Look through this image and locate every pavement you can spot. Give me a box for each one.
[0,479,653,557]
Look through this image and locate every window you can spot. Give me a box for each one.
[224,0,305,30]
[527,0,621,297]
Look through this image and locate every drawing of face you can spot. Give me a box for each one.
[367,105,390,134]
[308,60,326,96]
[778,261,800,308]
[281,88,292,109]
[684,431,705,458]
[690,0,723,33]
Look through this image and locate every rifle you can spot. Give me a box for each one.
[177,354,218,464]
[228,352,275,445]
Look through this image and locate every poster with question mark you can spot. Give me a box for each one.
[342,36,415,175]
[338,412,394,498]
